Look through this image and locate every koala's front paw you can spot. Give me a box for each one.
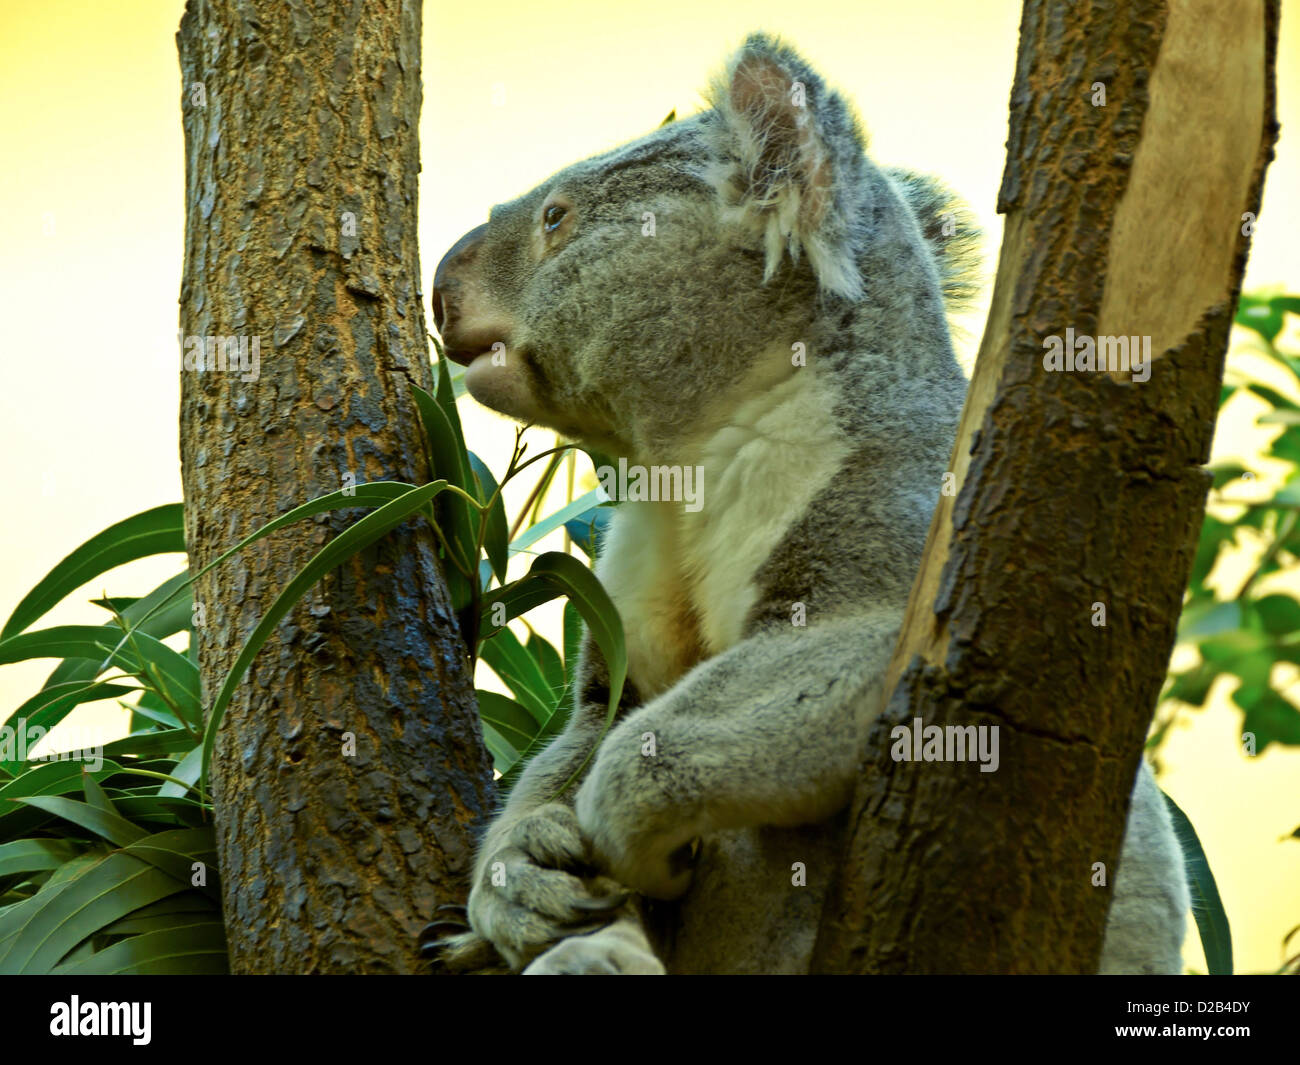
[467,803,629,970]
[575,741,703,901]
[523,918,667,975]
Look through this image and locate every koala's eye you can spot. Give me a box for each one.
[543,204,567,233]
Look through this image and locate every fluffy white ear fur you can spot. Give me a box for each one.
[703,34,868,299]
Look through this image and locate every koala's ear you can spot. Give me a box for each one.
[704,33,870,299]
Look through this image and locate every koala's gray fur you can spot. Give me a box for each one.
[431,32,1189,975]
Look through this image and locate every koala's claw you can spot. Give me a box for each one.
[570,889,632,913]
[419,920,467,951]
[418,902,472,956]
[420,903,468,933]
[422,928,510,974]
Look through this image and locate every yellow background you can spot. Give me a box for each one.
[0,0,1296,972]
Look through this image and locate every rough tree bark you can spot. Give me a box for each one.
[814,0,1279,973]
[177,0,495,973]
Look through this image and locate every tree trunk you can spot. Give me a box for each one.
[813,0,1279,974]
[177,0,495,974]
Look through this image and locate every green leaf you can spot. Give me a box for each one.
[0,625,200,729]
[108,485,419,649]
[475,691,544,753]
[523,453,568,530]
[199,481,450,787]
[79,768,114,817]
[1162,790,1232,975]
[1235,294,1285,343]
[1,504,185,640]
[415,380,470,489]
[562,601,584,671]
[0,803,56,843]
[468,451,509,583]
[90,596,139,613]
[0,851,104,955]
[446,360,469,400]
[124,691,184,732]
[20,572,193,744]
[96,894,219,935]
[1162,664,1217,708]
[1186,517,1233,591]
[1,680,137,776]
[50,919,228,975]
[0,839,83,878]
[479,627,557,722]
[1176,600,1242,641]
[479,576,565,642]
[111,794,209,828]
[429,338,471,399]
[413,387,480,621]
[1253,593,1300,636]
[1197,628,1269,665]
[1269,428,1300,465]
[1245,383,1300,411]
[156,747,203,799]
[1265,480,1300,507]
[114,571,193,637]
[1223,653,1272,692]
[0,851,186,974]
[565,506,613,560]
[119,828,219,897]
[101,729,196,763]
[526,631,566,696]
[510,490,604,554]
[16,679,139,715]
[1258,410,1300,426]
[0,760,119,803]
[525,554,623,694]
[543,602,585,745]
[1207,463,1250,490]
[1237,687,1300,748]
[412,384,478,576]
[488,553,625,797]
[434,348,471,448]
[14,795,147,847]
[478,721,519,776]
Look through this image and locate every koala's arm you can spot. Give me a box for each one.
[575,612,899,899]
[444,638,651,971]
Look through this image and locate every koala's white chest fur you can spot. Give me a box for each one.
[595,365,850,698]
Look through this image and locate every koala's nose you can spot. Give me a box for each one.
[431,222,488,333]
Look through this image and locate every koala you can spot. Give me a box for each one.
[428,33,1189,975]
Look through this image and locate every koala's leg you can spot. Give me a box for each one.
[437,638,663,972]
[573,613,898,900]
[1098,761,1190,974]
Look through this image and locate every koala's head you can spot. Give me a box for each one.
[432,33,971,457]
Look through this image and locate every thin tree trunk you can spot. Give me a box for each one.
[177,0,495,974]
[814,0,1279,974]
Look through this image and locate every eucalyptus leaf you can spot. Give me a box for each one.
[1162,790,1232,975]
[1,504,185,641]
